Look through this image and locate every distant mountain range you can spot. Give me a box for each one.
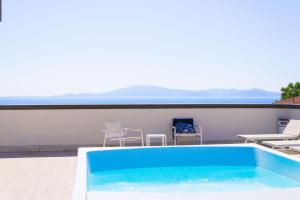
[58,85,280,99]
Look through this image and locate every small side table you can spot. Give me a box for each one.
[146,134,167,146]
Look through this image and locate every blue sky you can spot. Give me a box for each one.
[0,0,299,96]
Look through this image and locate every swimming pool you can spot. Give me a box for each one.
[73,144,300,200]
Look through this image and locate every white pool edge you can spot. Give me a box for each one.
[72,144,300,200]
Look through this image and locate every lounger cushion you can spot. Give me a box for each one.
[175,122,196,133]
[238,134,296,141]
[262,140,300,148]
[291,146,300,152]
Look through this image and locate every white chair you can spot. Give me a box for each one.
[172,118,203,145]
[103,122,144,147]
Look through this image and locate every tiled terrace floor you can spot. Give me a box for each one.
[0,151,77,200]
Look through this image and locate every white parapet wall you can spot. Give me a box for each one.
[288,108,300,120]
[0,105,296,151]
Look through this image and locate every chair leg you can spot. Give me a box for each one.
[103,137,107,147]
[174,135,177,145]
[200,136,202,145]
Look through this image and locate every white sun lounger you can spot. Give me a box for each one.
[262,140,300,149]
[290,146,300,153]
[237,119,300,143]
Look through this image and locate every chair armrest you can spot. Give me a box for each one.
[124,128,144,137]
[102,129,122,138]
[103,129,119,133]
[126,128,143,132]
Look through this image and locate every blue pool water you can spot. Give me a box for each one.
[88,166,300,192]
[87,146,300,193]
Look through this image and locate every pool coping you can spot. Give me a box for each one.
[72,144,300,200]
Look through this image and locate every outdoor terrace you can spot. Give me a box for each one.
[1,104,300,200]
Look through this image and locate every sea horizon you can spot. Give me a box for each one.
[0,97,278,105]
